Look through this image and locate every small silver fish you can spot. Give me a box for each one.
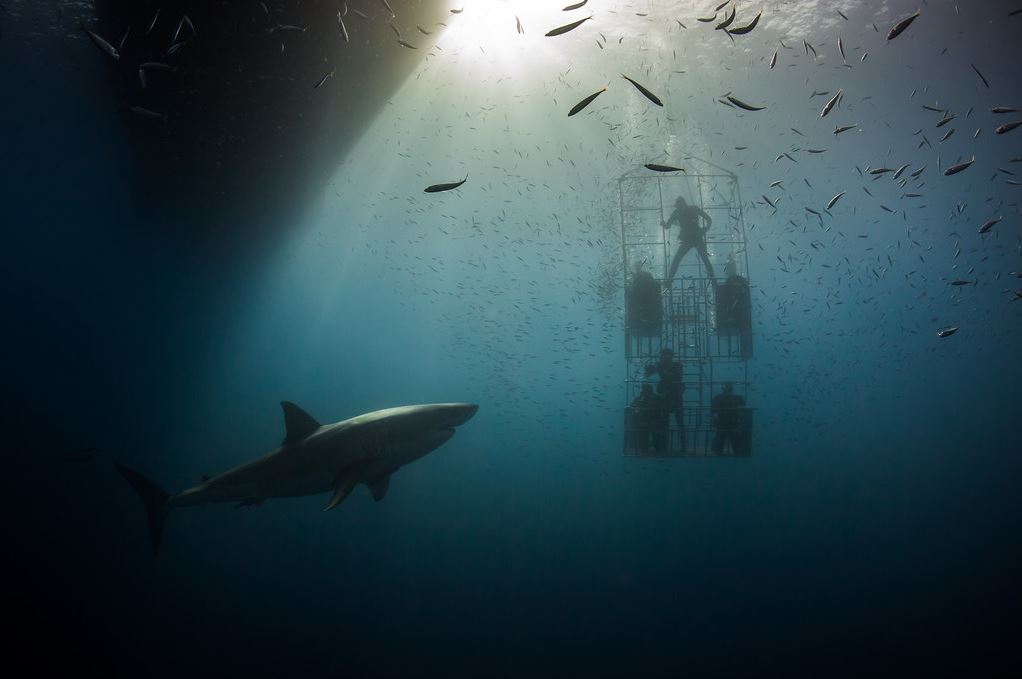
[644,163,685,173]
[622,75,663,107]
[424,176,468,193]
[546,15,593,37]
[826,192,845,210]
[727,95,765,111]
[171,15,185,44]
[978,217,1001,234]
[971,64,989,89]
[313,69,335,89]
[820,89,842,118]
[129,106,167,123]
[568,87,607,117]
[79,19,120,60]
[729,11,761,35]
[117,25,131,51]
[887,10,921,41]
[146,9,160,35]
[140,61,174,72]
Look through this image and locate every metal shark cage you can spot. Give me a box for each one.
[620,159,754,458]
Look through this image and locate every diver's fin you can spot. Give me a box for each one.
[113,461,170,557]
[368,472,394,502]
[280,401,321,446]
[324,474,358,512]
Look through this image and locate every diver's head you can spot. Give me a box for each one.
[660,348,674,361]
[675,196,688,208]
[723,382,734,394]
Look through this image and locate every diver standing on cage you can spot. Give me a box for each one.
[662,196,715,283]
[645,348,686,453]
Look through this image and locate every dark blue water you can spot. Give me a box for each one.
[5,1,1021,676]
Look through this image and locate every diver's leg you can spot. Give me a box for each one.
[735,426,750,455]
[711,429,724,454]
[697,241,716,279]
[674,404,686,452]
[666,242,695,283]
[666,245,683,284]
[652,423,666,454]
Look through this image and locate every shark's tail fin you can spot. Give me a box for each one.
[113,461,170,557]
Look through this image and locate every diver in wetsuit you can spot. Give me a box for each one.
[662,196,715,283]
[711,382,748,455]
[645,348,685,452]
[629,383,668,454]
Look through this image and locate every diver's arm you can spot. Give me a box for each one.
[699,208,713,232]
[661,209,678,229]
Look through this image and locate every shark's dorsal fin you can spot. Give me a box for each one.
[280,401,321,446]
[368,471,395,502]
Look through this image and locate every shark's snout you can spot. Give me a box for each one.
[441,403,479,428]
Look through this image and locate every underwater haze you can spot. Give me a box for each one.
[4,0,1022,676]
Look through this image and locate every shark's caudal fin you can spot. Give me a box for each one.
[113,461,170,557]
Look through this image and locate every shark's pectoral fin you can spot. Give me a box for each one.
[368,471,396,502]
[281,401,321,446]
[324,474,359,512]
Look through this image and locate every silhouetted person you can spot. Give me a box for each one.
[626,261,662,337]
[645,348,685,452]
[715,253,753,357]
[630,383,667,454]
[662,196,715,282]
[711,382,748,455]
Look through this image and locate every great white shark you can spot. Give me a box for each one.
[114,401,479,555]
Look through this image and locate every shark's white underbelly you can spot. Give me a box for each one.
[170,451,341,506]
